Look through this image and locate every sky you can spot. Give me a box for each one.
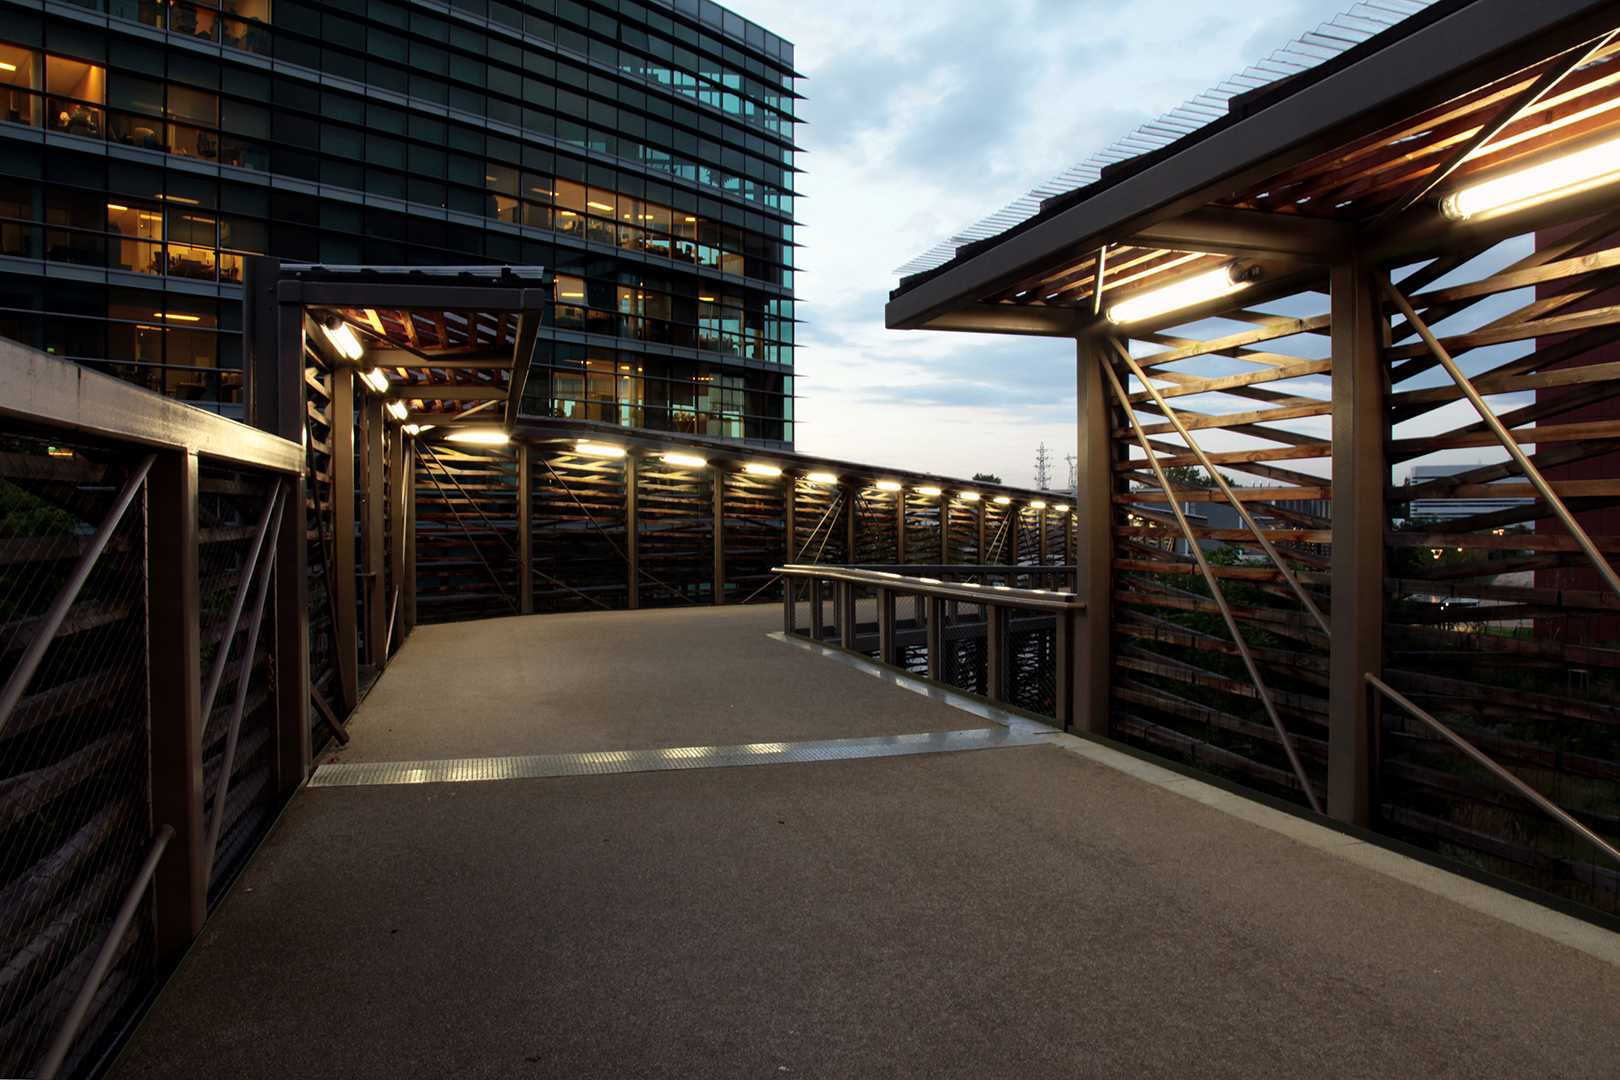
[720,0,1433,488]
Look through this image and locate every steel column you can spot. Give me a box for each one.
[1038,506,1048,565]
[274,471,310,791]
[940,494,950,564]
[518,441,533,615]
[148,450,204,958]
[810,576,825,641]
[1073,335,1114,736]
[844,482,857,564]
[403,434,417,636]
[626,454,640,609]
[896,490,906,564]
[329,366,358,714]
[362,395,386,668]
[977,498,986,566]
[785,475,797,563]
[1329,264,1387,826]
[712,466,726,605]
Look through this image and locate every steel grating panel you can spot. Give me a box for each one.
[308,727,1048,788]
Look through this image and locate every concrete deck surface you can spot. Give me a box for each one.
[112,607,1620,1079]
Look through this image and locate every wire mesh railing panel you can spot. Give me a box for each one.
[414,446,521,623]
[532,452,629,613]
[0,431,154,1080]
[637,461,711,608]
[196,467,280,907]
[1007,616,1059,719]
[791,481,845,566]
[939,600,989,698]
[1379,222,1620,915]
[721,471,785,604]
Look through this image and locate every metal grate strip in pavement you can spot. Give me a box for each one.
[308,727,1049,788]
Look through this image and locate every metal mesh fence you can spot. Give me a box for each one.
[0,430,155,1080]
[196,467,281,908]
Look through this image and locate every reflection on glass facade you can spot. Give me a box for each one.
[0,0,798,445]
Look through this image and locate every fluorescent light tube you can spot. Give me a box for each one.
[385,400,408,420]
[359,368,390,393]
[575,442,626,457]
[446,431,509,444]
[806,472,839,484]
[1442,133,1620,220]
[743,463,782,476]
[1107,263,1255,325]
[875,481,902,491]
[663,453,707,467]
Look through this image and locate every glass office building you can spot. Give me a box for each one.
[0,0,799,446]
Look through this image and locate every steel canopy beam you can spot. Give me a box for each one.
[917,303,1089,336]
[279,281,548,311]
[1131,206,1355,263]
[885,0,1619,331]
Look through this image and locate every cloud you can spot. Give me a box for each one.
[723,0,1418,482]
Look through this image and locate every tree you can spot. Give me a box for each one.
[972,472,1002,484]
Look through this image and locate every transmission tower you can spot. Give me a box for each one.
[1065,454,1077,492]
[1034,443,1052,490]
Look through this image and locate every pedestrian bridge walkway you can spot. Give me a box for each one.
[110,606,1620,1079]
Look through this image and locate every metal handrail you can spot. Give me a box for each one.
[773,564,1084,612]
[1366,673,1620,868]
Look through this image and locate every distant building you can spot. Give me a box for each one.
[1402,465,1532,523]
[0,0,798,447]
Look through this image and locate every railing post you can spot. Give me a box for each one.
[986,603,1006,702]
[810,576,825,641]
[274,470,310,791]
[712,465,726,605]
[330,365,359,715]
[1073,334,1113,735]
[1329,264,1386,826]
[626,453,640,609]
[783,571,796,634]
[148,449,205,959]
[1054,606,1075,730]
[840,581,857,650]
[518,440,533,615]
[926,595,943,682]
[877,587,896,665]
